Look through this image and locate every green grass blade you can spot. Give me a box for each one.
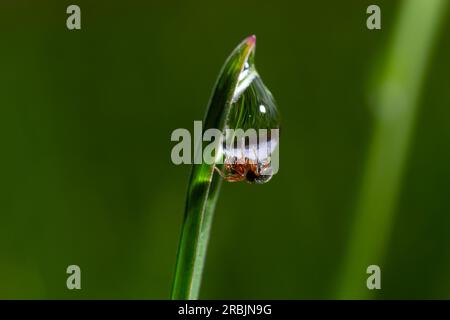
[171,36,256,300]
[337,0,447,298]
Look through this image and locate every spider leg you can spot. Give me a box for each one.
[225,175,246,182]
[214,166,226,178]
[258,161,272,176]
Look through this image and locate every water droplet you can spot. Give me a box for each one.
[218,48,280,184]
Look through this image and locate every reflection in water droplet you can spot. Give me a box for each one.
[217,49,280,184]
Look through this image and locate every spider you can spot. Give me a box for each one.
[214,154,273,184]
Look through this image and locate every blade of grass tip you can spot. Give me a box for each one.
[171,36,256,300]
[336,0,447,298]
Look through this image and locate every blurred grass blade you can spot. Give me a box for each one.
[337,0,447,298]
[171,36,256,300]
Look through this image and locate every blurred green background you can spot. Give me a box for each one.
[1,0,449,299]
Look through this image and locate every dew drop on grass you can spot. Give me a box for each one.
[218,46,280,184]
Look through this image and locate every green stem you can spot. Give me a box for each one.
[337,0,447,298]
[171,37,256,300]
